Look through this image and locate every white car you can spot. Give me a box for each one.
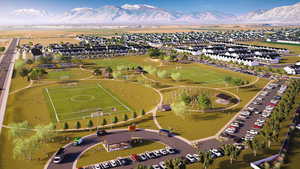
[210,149,223,157]
[238,114,248,119]
[240,111,251,116]
[247,129,258,135]
[254,121,264,127]
[230,122,240,128]
[254,111,261,114]
[248,107,256,111]
[256,118,266,123]
[186,154,197,163]
[296,124,300,130]
[225,127,236,134]
[262,112,271,118]
[256,97,263,101]
[94,164,102,169]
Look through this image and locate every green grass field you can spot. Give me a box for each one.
[146,64,257,88]
[45,83,132,121]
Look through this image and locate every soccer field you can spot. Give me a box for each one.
[45,83,133,121]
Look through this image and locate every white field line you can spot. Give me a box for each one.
[96,83,133,113]
[45,88,60,122]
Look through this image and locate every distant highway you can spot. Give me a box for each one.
[0,38,18,133]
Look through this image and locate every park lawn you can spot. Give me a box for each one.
[9,59,31,92]
[0,128,93,169]
[146,63,258,88]
[284,130,300,169]
[156,78,269,140]
[77,140,165,168]
[5,84,54,126]
[162,87,236,111]
[241,41,300,54]
[83,55,160,69]
[279,56,300,64]
[45,68,91,81]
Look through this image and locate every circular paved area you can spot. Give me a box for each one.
[45,129,196,169]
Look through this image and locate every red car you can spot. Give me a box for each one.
[267,103,276,107]
[130,154,140,162]
[253,125,262,129]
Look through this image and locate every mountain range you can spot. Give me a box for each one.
[4,3,300,25]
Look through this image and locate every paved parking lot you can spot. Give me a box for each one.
[45,129,196,169]
[221,80,285,142]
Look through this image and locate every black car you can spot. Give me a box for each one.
[96,130,107,137]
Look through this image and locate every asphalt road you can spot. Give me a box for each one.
[0,38,18,90]
[46,129,196,169]
[0,38,18,133]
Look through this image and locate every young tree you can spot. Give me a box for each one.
[34,123,56,143]
[132,112,137,119]
[8,121,30,139]
[63,122,69,130]
[87,120,94,128]
[112,71,122,79]
[141,109,146,116]
[112,116,118,124]
[124,114,128,121]
[102,118,107,126]
[19,67,30,78]
[75,121,81,129]
[144,66,157,75]
[93,68,102,76]
[170,72,182,81]
[197,94,212,110]
[180,92,192,104]
[202,151,214,169]
[246,139,260,156]
[105,67,113,73]
[222,144,241,164]
[157,70,169,79]
[148,48,162,59]
[171,101,187,118]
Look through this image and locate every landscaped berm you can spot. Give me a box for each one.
[44,82,132,122]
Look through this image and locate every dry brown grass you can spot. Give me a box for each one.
[20,38,80,45]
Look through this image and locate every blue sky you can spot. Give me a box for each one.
[1,0,300,14]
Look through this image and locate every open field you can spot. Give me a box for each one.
[45,69,91,81]
[241,41,300,55]
[146,63,257,88]
[156,78,269,140]
[280,56,300,64]
[45,83,131,121]
[77,140,165,167]
[20,38,80,45]
[83,55,161,69]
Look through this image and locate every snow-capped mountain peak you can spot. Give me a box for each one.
[11,8,48,17]
[121,4,157,10]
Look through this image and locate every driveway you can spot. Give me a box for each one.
[45,129,196,169]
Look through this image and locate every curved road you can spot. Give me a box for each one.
[45,129,196,169]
